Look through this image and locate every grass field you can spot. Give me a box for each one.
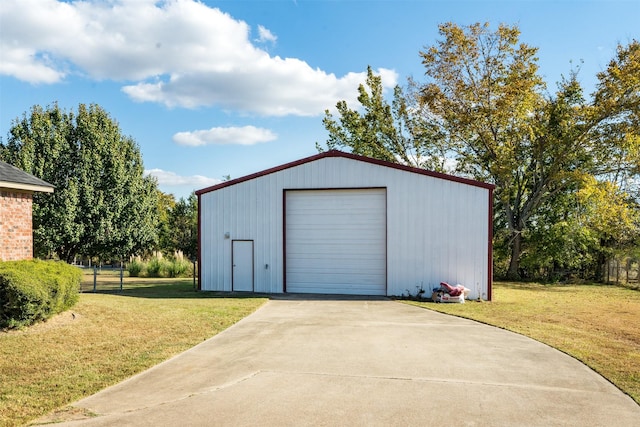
[406,281,640,405]
[0,274,267,427]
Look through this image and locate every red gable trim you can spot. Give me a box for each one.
[195,150,495,195]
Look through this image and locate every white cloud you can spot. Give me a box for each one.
[145,168,221,188]
[256,25,277,44]
[0,0,398,116]
[173,126,277,146]
[0,48,65,84]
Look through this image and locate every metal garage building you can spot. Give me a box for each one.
[196,150,494,300]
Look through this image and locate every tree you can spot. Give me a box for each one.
[418,22,555,279]
[519,176,638,280]
[591,40,640,187]
[0,103,159,262]
[319,66,447,171]
[575,177,639,279]
[169,193,198,261]
[511,41,640,280]
[154,191,198,261]
[320,23,640,280]
[156,191,177,254]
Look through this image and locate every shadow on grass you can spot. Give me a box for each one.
[496,281,630,292]
[81,281,393,301]
[80,280,267,299]
[82,279,637,300]
[83,287,393,301]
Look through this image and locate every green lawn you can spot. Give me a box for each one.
[405,281,640,405]
[0,277,267,427]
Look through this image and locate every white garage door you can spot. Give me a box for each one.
[285,189,386,295]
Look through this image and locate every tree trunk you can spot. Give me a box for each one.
[64,252,75,264]
[594,251,607,282]
[506,230,522,279]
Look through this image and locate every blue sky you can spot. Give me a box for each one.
[1,0,638,199]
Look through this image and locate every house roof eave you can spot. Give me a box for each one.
[0,181,55,193]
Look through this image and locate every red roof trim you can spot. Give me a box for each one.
[195,150,495,195]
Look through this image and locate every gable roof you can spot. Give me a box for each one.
[195,150,494,196]
[0,160,55,193]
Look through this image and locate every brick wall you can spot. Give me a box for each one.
[0,190,34,261]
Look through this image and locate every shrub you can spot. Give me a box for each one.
[0,260,81,329]
[126,257,194,278]
[166,258,192,278]
[127,259,144,277]
[145,257,166,277]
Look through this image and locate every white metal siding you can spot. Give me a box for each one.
[285,189,386,295]
[199,156,491,300]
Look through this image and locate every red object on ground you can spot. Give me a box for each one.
[439,282,463,297]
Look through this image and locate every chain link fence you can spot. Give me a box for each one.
[606,258,639,287]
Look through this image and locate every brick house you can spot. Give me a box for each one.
[0,161,54,261]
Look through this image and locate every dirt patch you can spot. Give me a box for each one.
[1,310,82,336]
[29,406,98,425]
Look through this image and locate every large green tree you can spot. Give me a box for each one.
[417,22,569,279]
[320,66,447,171]
[0,103,159,262]
[320,23,640,280]
[169,193,198,261]
[156,190,177,254]
[520,175,638,280]
[155,191,198,261]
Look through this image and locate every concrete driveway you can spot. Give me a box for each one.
[46,296,640,426]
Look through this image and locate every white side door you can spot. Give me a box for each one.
[232,240,254,292]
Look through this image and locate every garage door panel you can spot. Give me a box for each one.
[284,282,384,296]
[287,222,384,231]
[287,269,386,281]
[287,256,386,267]
[286,243,386,255]
[287,284,385,295]
[287,274,386,286]
[287,254,386,263]
[289,219,376,228]
[285,189,386,295]
[288,271,386,281]
[287,227,385,237]
[287,261,386,274]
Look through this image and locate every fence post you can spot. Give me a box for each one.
[120,261,124,292]
[627,259,631,284]
[93,266,97,292]
[193,260,196,290]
